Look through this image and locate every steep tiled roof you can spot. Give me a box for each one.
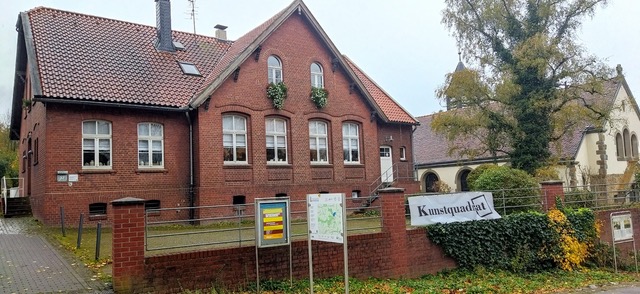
[27,7,231,108]
[344,56,417,124]
[194,6,290,101]
[23,3,416,125]
[414,79,622,166]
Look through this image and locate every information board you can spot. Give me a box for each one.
[255,198,290,248]
[307,193,344,244]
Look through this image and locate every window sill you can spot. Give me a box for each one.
[223,163,252,169]
[145,211,160,217]
[79,169,116,175]
[267,164,292,169]
[344,163,364,168]
[311,163,333,167]
[136,168,168,174]
[88,214,107,221]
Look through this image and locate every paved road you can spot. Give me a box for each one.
[0,217,112,293]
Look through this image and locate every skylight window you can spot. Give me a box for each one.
[178,61,201,76]
[173,41,185,51]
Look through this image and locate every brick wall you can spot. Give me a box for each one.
[111,189,456,293]
[29,103,192,226]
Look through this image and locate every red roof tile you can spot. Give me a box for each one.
[343,56,417,124]
[28,7,230,108]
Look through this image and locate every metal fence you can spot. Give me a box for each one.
[403,183,640,223]
[144,196,383,254]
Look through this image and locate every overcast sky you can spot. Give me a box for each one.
[1,0,639,121]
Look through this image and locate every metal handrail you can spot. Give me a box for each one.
[1,176,6,215]
[368,163,399,197]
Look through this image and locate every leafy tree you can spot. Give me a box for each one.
[0,113,19,184]
[434,0,612,174]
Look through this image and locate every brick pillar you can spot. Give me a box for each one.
[541,181,564,211]
[379,187,409,277]
[111,197,146,293]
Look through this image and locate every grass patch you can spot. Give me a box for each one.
[233,268,639,293]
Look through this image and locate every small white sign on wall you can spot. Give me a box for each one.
[68,174,79,182]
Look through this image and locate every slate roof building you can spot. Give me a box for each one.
[414,65,640,194]
[9,0,419,225]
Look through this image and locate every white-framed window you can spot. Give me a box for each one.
[82,120,112,168]
[266,117,287,163]
[399,146,406,161]
[310,62,324,88]
[309,120,328,163]
[342,122,360,163]
[223,115,248,163]
[138,123,164,168]
[268,55,283,84]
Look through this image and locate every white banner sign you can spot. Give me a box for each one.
[408,192,501,226]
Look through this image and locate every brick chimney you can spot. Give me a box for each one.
[215,24,228,40]
[155,0,175,52]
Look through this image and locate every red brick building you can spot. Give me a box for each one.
[9,0,419,225]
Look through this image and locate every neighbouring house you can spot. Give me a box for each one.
[414,64,639,194]
[8,0,419,225]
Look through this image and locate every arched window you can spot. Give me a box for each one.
[424,172,439,193]
[309,120,329,163]
[268,55,283,84]
[632,134,639,159]
[266,117,288,163]
[82,120,112,168]
[222,114,248,163]
[310,62,324,88]
[342,122,360,163]
[458,169,471,192]
[616,133,624,158]
[624,129,631,158]
[138,123,164,168]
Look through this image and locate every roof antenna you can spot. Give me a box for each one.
[187,0,197,36]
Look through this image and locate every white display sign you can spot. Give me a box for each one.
[307,193,344,244]
[612,214,633,241]
[408,192,501,226]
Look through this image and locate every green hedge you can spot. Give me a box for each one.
[473,166,541,214]
[426,209,597,272]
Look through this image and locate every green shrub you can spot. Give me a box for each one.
[473,166,541,214]
[426,209,598,273]
[467,164,500,191]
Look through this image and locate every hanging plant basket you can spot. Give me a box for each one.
[266,82,288,110]
[310,87,328,109]
[22,99,32,109]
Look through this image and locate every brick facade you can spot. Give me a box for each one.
[15,9,419,226]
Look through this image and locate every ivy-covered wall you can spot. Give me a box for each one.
[427,209,599,272]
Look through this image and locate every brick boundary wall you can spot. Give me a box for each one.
[594,207,640,266]
[111,189,456,293]
[112,181,637,293]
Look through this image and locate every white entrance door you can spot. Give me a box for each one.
[379,146,394,183]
